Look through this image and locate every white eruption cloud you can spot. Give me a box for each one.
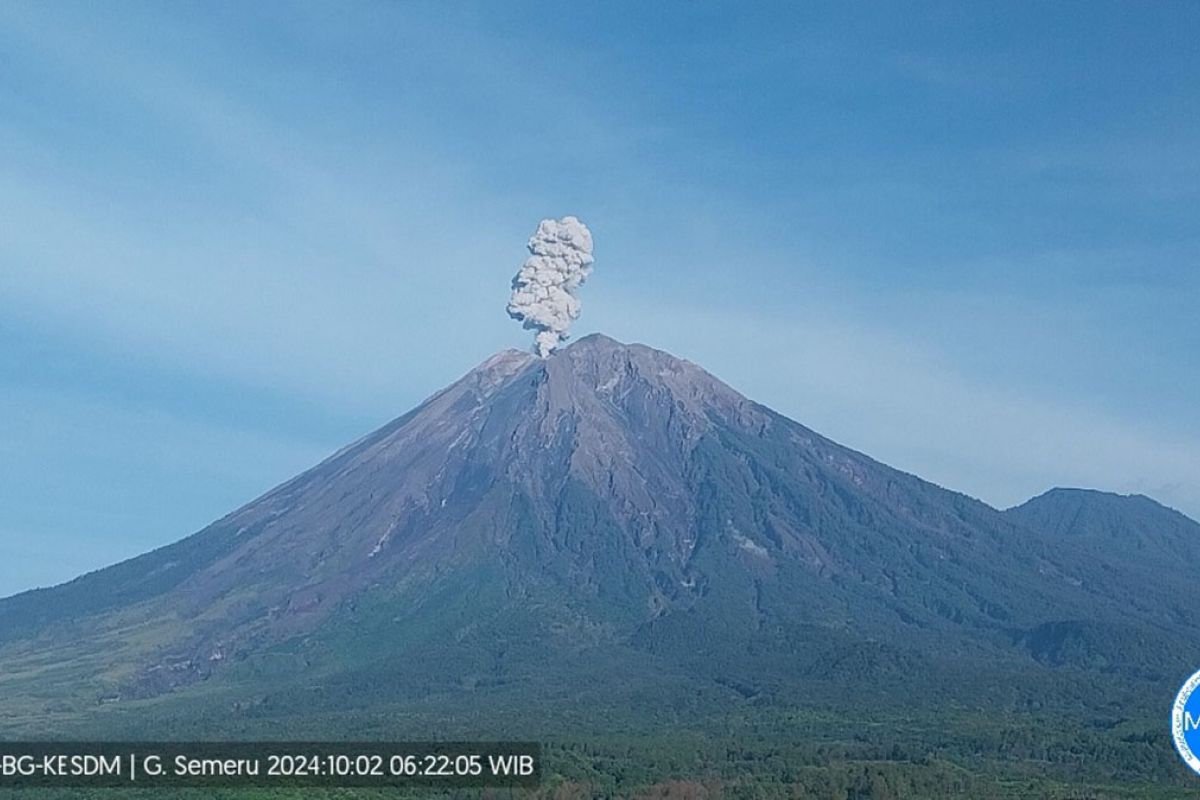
[507,216,595,357]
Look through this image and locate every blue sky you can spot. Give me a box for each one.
[1,1,1197,597]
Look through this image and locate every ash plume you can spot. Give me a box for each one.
[507,216,595,357]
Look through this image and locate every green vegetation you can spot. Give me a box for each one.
[3,709,1198,799]
[3,340,1199,797]
[2,691,1196,798]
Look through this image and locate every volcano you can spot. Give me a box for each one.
[1,334,1197,736]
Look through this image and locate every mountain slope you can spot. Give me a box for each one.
[1007,487,1200,563]
[1003,488,1200,674]
[0,335,1197,733]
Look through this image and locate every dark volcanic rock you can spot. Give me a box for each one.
[1,334,1198,715]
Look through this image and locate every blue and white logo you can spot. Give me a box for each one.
[1173,669,1200,775]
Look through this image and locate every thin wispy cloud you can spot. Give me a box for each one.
[592,301,1200,518]
[0,2,1195,596]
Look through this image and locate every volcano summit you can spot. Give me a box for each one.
[0,335,1197,747]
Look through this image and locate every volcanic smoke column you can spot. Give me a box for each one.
[506,216,595,357]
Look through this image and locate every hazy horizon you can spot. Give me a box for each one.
[1,1,1197,596]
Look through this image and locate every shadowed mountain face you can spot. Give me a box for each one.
[1,335,1198,730]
